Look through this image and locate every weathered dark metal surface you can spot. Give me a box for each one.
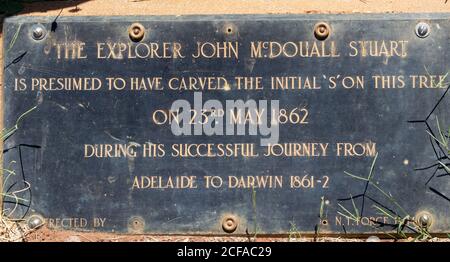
[2,14,449,234]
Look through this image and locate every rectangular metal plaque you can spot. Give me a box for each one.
[2,14,449,235]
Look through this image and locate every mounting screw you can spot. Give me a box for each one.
[224,23,236,35]
[27,214,45,229]
[128,216,145,233]
[222,215,238,233]
[314,22,330,41]
[415,22,430,38]
[129,23,145,42]
[416,211,433,228]
[31,24,46,41]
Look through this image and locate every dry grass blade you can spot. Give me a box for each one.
[438,161,450,173]
[1,106,38,242]
[337,203,358,222]
[427,130,448,149]
[343,171,367,181]
[1,106,37,140]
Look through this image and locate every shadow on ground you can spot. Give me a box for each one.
[1,0,91,34]
[1,0,91,16]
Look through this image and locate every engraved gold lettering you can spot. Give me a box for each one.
[168,77,228,90]
[31,77,101,91]
[271,76,320,90]
[97,42,185,59]
[84,144,138,158]
[263,143,329,157]
[348,40,408,58]
[336,142,377,157]
[131,176,197,189]
[54,42,87,59]
[171,143,258,158]
[47,218,88,228]
[192,42,238,59]
[228,176,283,188]
[372,75,405,89]
[250,41,340,58]
[410,74,448,88]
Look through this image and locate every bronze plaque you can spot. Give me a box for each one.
[2,14,449,235]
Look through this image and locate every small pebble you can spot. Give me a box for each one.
[64,236,82,242]
[366,236,380,242]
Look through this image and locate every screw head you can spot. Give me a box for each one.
[27,214,44,229]
[415,22,430,38]
[314,22,330,41]
[31,24,46,40]
[223,23,236,35]
[416,211,433,228]
[222,215,238,233]
[419,214,431,227]
[128,216,145,233]
[129,23,145,42]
